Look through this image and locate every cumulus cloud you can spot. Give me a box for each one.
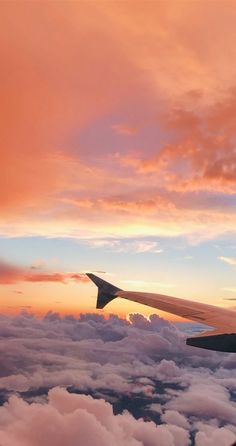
[195,425,236,446]
[0,259,89,285]
[0,312,235,445]
[166,382,236,425]
[0,387,189,446]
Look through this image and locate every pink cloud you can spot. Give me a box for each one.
[0,387,190,446]
[195,425,236,446]
[119,89,236,194]
[0,260,89,285]
[0,2,236,242]
[166,383,236,425]
[111,124,138,136]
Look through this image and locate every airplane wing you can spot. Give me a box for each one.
[87,273,236,353]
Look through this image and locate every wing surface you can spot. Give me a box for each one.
[87,273,236,352]
[118,290,235,333]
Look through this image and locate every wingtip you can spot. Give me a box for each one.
[86,273,122,309]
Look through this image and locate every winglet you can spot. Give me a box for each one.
[86,273,122,309]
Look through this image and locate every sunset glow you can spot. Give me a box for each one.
[1,1,236,318]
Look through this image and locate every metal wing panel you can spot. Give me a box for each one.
[118,290,236,333]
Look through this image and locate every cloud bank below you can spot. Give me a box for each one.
[0,312,235,445]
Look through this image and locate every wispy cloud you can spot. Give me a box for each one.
[218,256,236,266]
[122,280,175,289]
[87,239,163,253]
[111,123,137,136]
[0,260,89,285]
[222,287,236,293]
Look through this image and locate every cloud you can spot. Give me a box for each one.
[118,88,236,194]
[111,123,137,135]
[0,259,89,285]
[195,422,236,446]
[223,287,236,294]
[87,239,163,253]
[0,2,236,242]
[218,257,236,266]
[122,280,174,289]
[0,2,140,217]
[166,382,236,425]
[161,410,190,430]
[0,312,235,445]
[195,425,236,446]
[0,387,190,446]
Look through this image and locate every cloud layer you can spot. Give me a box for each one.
[0,2,236,241]
[0,312,235,445]
[0,387,191,446]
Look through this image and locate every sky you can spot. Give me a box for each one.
[1,4,236,446]
[1,1,236,318]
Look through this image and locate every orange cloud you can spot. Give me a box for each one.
[0,2,141,216]
[0,260,89,285]
[111,124,137,136]
[0,2,236,242]
[118,87,236,195]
